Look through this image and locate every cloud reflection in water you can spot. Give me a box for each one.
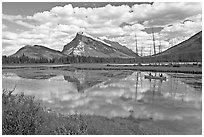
[2,70,202,134]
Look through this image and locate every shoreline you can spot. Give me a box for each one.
[3,63,201,74]
[73,64,202,74]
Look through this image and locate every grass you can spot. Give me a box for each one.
[3,63,202,75]
[71,64,202,74]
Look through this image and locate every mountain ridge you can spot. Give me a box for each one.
[11,45,66,60]
[154,31,202,62]
[9,31,202,62]
[103,39,138,57]
[158,31,202,56]
[62,32,138,58]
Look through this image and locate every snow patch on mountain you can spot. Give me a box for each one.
[73,41,85,55]
[77,32,112,47]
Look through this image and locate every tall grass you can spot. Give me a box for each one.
[2,89,88,135]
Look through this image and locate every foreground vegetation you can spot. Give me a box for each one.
[2,89,90,135]
[2,89,150,135]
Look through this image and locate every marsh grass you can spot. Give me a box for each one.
[2,89,88,135]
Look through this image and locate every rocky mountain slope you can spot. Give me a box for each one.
[156,31,202,61]
[62,32,138,58]
[103,39,138,57]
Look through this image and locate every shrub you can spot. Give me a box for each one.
[2,89,44,134]
[2,89,88,135]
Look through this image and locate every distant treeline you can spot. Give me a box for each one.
[2,55,136,64]
[2,51,201,64]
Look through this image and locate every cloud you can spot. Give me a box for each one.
[161,17,202,41]
[88,26,125,37]
[28,11,56,23]
[2,31,18,40]
[92,4,131,23]
[2,24,7,30]
[2,14,23,21]
[131,2,201,26]
[3,14,36,29]
[15,20,35,28]
[2,23,77,55]
[2,2,202,56]
[51,4,74,16]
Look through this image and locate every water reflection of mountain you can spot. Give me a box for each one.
[63,70,134,93]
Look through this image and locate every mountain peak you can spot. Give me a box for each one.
[62,32,138,58]
[77,31,84,35]
[33,44,42,47]
[76,31,91,38]
[76,32,112,47]
[77,31,91,37]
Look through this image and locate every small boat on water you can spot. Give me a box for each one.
[144,75,166,81]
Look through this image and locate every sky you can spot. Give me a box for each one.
[2,2,202,56]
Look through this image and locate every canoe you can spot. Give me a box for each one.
[144,75,166,81]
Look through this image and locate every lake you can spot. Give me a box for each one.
[2,67,202,134]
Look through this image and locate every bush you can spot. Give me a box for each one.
[2,89,44,134]
[2,89,88,135]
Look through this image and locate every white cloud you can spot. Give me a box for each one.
[51,4,74,16]
[161,19,202,40]
[93,4,131,22]
[29,11,56,23]
[15,20,35,28]
[88,27,125,37]
[57,24,80,33]
[2,2,202,56]
[2,32,18,40]
[131,2,201,26]
[2,24,7,30]
[2,14,23,21]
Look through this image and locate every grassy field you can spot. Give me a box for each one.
[2,89,155,135]
[2,63,202,74]
[70,63,202,74]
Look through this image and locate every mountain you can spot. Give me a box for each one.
[11,45,66,60]
[103,39,138,57]
[62,32,138,58]
[156,31,202,61]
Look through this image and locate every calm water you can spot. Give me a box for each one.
[2,68,202,134]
